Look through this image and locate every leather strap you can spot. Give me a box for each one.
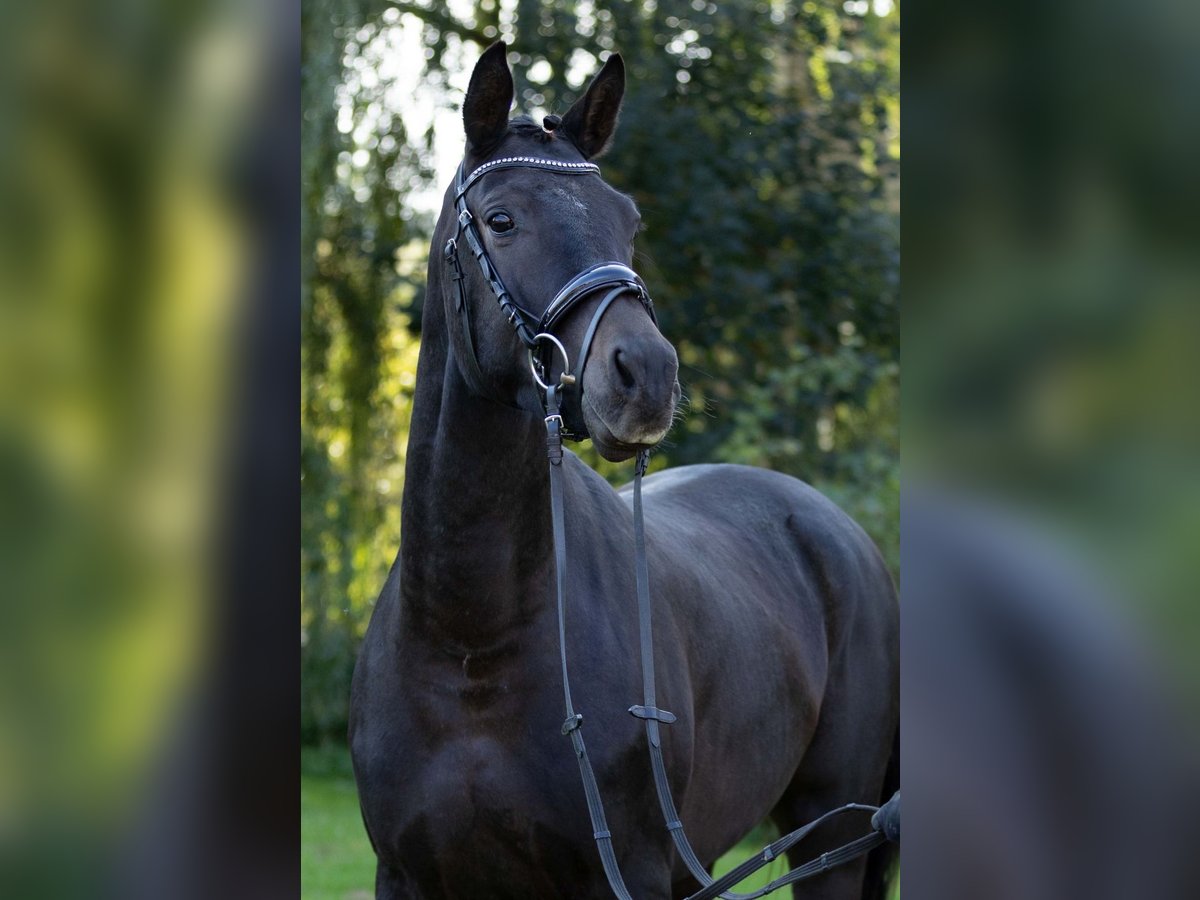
[688,822,885,900]
[542,263,653,332]
[456,155,599,201]
[629,455,888,898]
[545,385,636,900]
[454,203,540,349]
[443,236,498,402]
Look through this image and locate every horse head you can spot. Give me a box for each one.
[437,41,680,461]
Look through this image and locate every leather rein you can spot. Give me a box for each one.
[444,153,898,899]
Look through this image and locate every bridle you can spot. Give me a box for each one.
[443,154,656,436]
[443,151,898,899]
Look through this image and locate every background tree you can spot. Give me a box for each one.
[302,0,428,741]
[301,0,899,745]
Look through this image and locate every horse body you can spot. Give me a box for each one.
[350,43,897,900]
[636,460,898,880]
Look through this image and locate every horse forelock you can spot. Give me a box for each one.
[506,114,556,142]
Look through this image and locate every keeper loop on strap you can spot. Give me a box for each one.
[628,704,677,724]
[545,386,565,466]
[561,713,583,735]
[593,829,611,841]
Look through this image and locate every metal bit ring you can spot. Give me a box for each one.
[529,333,575,390]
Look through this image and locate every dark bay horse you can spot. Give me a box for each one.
[349,42,898,900]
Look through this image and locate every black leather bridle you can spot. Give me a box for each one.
[443,154,656,436]
[444,151,898,899]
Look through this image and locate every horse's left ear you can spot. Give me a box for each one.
[560,53,625,159]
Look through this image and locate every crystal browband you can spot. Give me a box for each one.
[456,156,601,199]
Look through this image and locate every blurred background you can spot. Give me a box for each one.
[903,0,1200,897]
[0,0,297,897]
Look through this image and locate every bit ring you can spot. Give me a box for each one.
[529,333,573,390]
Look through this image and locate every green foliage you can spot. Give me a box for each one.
[301,0,899,744]
[301,0,429,742]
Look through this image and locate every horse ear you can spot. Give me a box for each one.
[560,53,625,159]
[463,41,513,154]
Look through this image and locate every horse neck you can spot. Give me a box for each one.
[398,285,554,650]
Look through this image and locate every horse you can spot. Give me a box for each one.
[349,42,898,900]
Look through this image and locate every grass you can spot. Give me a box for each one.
[302,745,895,900]
[301,746,376,900]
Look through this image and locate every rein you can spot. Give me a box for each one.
[447,152,898,898]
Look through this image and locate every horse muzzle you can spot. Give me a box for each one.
[580,324,680,460]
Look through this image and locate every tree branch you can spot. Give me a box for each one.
[387,2,492,47]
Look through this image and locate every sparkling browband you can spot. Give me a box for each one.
[468,155,599,178]
[456,156,601,198]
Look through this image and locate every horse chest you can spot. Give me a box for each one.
[353,638,611,882]
[379,728,604,897]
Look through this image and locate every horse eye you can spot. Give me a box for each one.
[487,212,515,234]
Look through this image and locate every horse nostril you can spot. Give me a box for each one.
[613,348,637,391]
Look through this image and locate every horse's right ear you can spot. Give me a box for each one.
[560,53,625,159]
[463,41,513,154]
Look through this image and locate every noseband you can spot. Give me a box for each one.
[443,155,657,436]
